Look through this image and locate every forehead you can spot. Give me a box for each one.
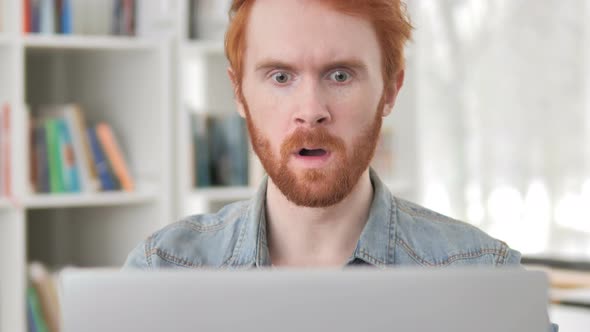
[244,0,382,69]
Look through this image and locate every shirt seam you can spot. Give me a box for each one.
[389,194,399,265]
[222,204,251,267]
[183,216,236,233]
[147,248,201,268]
[144,235,153,268]
[358,249,386,266]
[396,238,505,267]
[495,242,508,266]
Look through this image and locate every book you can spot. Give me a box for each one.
[192,113,249,188]
[87,126,117,191]
[34,122,50,193]
[123,0,135,36]
[191,113,211,187]
[60,0,73,34]
[188,0,198,39]
[27,296,38,332]
[62,104,99,192]
[24,0,33,33]
[219,114,249,186]
[31,0,41,33]
[208,114,248,186]
[95,122,134,192]
[112,0,135,36]
[56,118,81,192]
[29,262,60,332]
[27,286,49,332]
[54,0,62,32]
[45,119,65,193]
[32,105,133,194]
[39,0,56,34]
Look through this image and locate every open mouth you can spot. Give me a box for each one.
[298,148,328,157]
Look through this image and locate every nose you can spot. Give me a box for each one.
[292,81,331,127]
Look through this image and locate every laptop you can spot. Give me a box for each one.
[60,268,550,332]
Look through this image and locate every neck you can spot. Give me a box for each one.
[265,169,373,267]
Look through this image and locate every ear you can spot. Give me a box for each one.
[227,67,246,118]
[381,69,405,117]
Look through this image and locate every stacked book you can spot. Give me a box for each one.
[23,0,137,36]
[190,112,249,187]
[31,104,134,194]
[26,262,61,332]
[0,102,11,198]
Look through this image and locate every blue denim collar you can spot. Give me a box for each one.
[233,168,397,268]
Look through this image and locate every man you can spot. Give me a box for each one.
[124,0,520,269]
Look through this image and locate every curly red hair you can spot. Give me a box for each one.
[225,0,413,93]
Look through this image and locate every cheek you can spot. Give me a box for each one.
[329,92,380,131]
[244,86,292,146]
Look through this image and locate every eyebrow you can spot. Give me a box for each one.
[254,58,369,74]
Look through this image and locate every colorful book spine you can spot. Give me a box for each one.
[39,0,56,34]
[60,0,72,34]
[208,115,249,186]
[34,123,50,193]
[224,115,249,186]
[191,113,211,187]
[123,0,135,36]
[87,127,117,191]
[96,123,134,192]
[63,104,98,192]
[27,297,38,332]
[57,118,81,192]
[31,0,41,33]
[30,113,37,193]
[27,286,49,332]
[24,0,33,33]
[29,262,61,332]
[45,119,65,193]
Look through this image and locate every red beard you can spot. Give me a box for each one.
[244,97,384,207]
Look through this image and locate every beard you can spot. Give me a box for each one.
[243,96,384,208]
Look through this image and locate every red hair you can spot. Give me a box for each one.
[225,0,413,93]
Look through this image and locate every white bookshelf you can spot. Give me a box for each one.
[0,198,11,208]
[24,189,158,209]
[173,0,261,219]
[0,35,12,45]
[23,34,161,50]
[0,2,174,332]
[182,40,224,56]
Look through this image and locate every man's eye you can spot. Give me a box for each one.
[330,71,351,83]
[272,72,290,84]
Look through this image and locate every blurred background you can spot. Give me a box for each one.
[0,0,589,331]
[405,0,590,258]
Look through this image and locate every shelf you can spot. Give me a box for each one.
[24,188,158,209]
[190,186,256,202]
[182,40,224,56]
[0,35,13,46]
[23,34,160,51]
[0,198,13,210]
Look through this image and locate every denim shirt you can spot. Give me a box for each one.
[125,169,521,269]
[124,169,558,331]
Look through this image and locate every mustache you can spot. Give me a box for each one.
[280,128,346,160]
